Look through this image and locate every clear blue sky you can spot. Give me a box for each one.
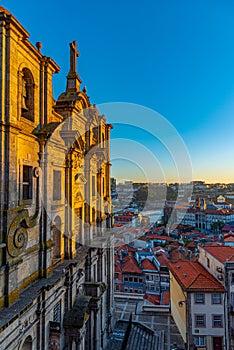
[4,0,234,183]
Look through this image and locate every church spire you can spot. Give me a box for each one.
[66,40,82,92]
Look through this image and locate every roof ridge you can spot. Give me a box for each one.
[187,272,200,288]
[188,262,222,288]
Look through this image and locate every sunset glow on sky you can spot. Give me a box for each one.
[5,0,234,183]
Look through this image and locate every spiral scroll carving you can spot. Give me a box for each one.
[14,228,27,249]
[7,220,28,258]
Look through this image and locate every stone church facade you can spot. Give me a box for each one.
[0,7,114,350]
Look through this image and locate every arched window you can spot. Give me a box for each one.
[21,68,34,122]
[21,335,32,350]
[52,216,62,259]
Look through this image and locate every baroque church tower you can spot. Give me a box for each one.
[0,6,114,350]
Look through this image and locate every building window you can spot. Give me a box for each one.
[212,293,221,304]
[21,68,34,122]
[195,293,205,304]
[116,285,120,291]
[231,273,234,285]
[212,315,223,328]
[195,314,206,327]
[207,258,210,268]
[92,175,96,196]
[114,273,118,279]
[53,170,61,200]
[53,301,61,323]
[22,165,33,200]
[193,336,206,346]
[161,276,169,283]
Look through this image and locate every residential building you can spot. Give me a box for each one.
[0,7,113,350]
[198,245,234,350]
[168,261,226,350]
[114,244,170,301]
[176,201,234,230]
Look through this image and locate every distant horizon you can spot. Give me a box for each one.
[113,178,234,185]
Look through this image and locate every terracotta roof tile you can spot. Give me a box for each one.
[168,261,224,291]
[161,290,170,305]
[145,294,160,305]
[142,259,157,271]
[114,251,142,274]
[224,236,234,242]
[156,252,169,266]
[202,245,234,263]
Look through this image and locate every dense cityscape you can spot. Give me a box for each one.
[111,180,234,349]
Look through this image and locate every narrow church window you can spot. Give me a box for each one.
[22,165,33,200]
[53,170,62,200]
[21,68,34,122]
[53,301,61,323]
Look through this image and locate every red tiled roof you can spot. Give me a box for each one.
[144,234,172,242]
[114,251,142,274]
[169,249,187,262]
[186,242,197,248]
[202,245,234,263]
[145,294,160,305]
[156,252,169,266]
[114,255,122,272]
[225,236,234,243]
[142,259,157,271]
[168,261,224,291]
[161,290,170,305]
[123,257,142,273]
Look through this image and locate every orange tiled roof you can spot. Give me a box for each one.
[142,259,157,271]
[202,245,234,263]
[145,294,160,305]
[156,252,169,266]
[161,290,170,305]
[144,234,172,242]
[168,261,224,291]
[224,236,234,242]
[114,251,142,274]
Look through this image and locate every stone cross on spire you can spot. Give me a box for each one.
[66,40,82,92]
[69,40,79,73]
